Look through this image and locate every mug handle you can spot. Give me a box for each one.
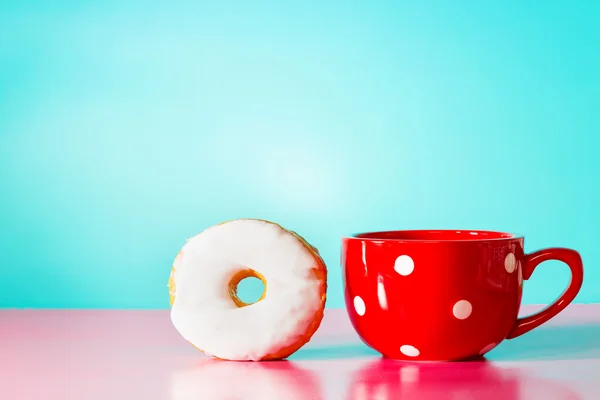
[506,248,584,339]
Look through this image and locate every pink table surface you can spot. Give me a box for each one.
[1,304,599,400]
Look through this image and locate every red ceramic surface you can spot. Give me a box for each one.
[342,230,584,361]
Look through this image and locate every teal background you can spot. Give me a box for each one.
[1,1,598,309]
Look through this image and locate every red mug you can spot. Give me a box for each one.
[341,230,584,361]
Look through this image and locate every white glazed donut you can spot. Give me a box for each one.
[169,218,327,361]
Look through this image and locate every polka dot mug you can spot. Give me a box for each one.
[341,230,584,361]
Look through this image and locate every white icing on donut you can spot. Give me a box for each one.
[170,219,325,361]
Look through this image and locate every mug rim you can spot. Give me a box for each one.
[342,229,524,243]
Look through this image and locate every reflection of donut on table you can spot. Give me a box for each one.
[169,218,328,361]
[170,360,322,400]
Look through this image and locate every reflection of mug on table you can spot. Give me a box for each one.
[347,359,581,400]
[170,360,322,400]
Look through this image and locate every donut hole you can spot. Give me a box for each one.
[228,269,267,307]
[236,277,265,305]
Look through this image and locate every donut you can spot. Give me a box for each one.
[169,218,327,361]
